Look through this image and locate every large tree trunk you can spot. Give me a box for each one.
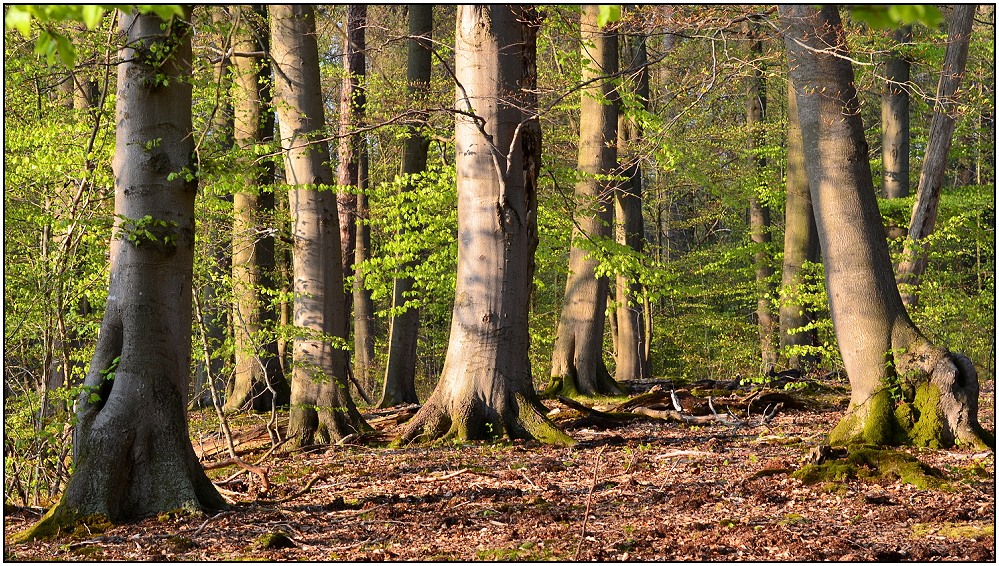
[17,10,225,539]
[548,5,622,397]
[746,29,777,373]
[225,5,289,413]
[881,25,911,203]
[334,5,376,395]
[613,13,650,382]
[270,5,369,446]
[380,4,432,408]
[397,5,571,445]
[896,5,976,307]
[780,5,991,451]
[778,80,821,369]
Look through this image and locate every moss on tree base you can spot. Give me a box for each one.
[793,446,950,491]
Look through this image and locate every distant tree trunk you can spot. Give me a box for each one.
[881,25,911,205]
[746,28,777,373]
[779,80,820,369]
[397,5,571,445]
[896,5,976,307]
[380,4,432,408]
[193,7,234,410]
[335,5,376,395]
[781,4,991,450]
[225,5,289,413]
[270,4,369,446]
[548,5,622,397]
[17,10,225,538]
[613,12,650,382]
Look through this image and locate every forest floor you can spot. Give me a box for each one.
[4,375,995,562]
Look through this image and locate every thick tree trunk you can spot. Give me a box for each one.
[380,4,432,408]
[613,16,650,382]
[398,5,571,445]
[549,5,622,397]
[17,10,225,539]
[779,80,820,369]
[746,31,777,373]
[225,5,289,413]
[270,5,369,446]
[781,5,991,451]
[881,25,911,203]
[896,5,976,307]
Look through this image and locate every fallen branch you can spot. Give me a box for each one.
[204,457,270,494]
[275,474,326,504]
[574,446,605,561]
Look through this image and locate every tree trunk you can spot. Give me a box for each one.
[225,5,289,413]
[779,80,821,369]
[881,25,911,204]
[194,7,234,410]
[549,5,622,397]
[17,10,225,539]
[270,5,369,446]
[337,5,365,311]
[896,5,976,307]
[613,14,650,382]
[746,29,777,373]
[780,5,991,450]
[380,4,432,408]
[397,5,571,445]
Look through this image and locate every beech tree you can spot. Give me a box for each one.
[380,4,433,407]
[17,8,225,539]
[895,5,976,307]
[397,5,571,445]
[270,5,368,445]
[780,4,991,449]
[335,5,377,391]
[548,5,623,397]
[612,8,651,382]
[778,81,820,369]
[225,5,288,412]
[881,25,912,203]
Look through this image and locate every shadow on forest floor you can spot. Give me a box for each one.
[4,375,995,561]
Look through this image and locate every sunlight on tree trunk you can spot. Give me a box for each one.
[397,5,572,445]
[780,5,992,451]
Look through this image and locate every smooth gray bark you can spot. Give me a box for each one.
[398,5,570,445]
[380,4,433,407]
[781,5,989,450]
[549,5,622,397]
[270,5,369,446]
[881,25,912,201]
[22,10,224,535]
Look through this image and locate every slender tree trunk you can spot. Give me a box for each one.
[380,4,432,407]
[881,25,911,204]
[225,5,289,412]
[746,29,777,373]
[398,5,571,445]
[549,5,622,397]
[781,5,991,450]
[779,80,820,369]
[896,5,976,307]
[614,12,650,382]
[270,5,369,446]
[194,7,233,410]
[17,10,225,539]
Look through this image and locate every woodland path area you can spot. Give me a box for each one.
[4,377,995,561]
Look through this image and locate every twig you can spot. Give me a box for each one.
[191,511,234,538]
[574,446,606,561]
[275,474,325,504]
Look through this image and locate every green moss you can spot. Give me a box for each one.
[778,513,809,526]
[167,536,195,552]
[909,383,944,449]
[793,446,949,491]
[862,389,907,446]
[70,545,103,557]
[253,530,294,550]
[11,505,115,544]
[912,521,994,540]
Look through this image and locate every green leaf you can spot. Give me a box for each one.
[52,31,76,68]
[136,5,185,21]
[5,7,34,37]
[849,4,943,29]
[82,5,106,29]
[597,5,621,28]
